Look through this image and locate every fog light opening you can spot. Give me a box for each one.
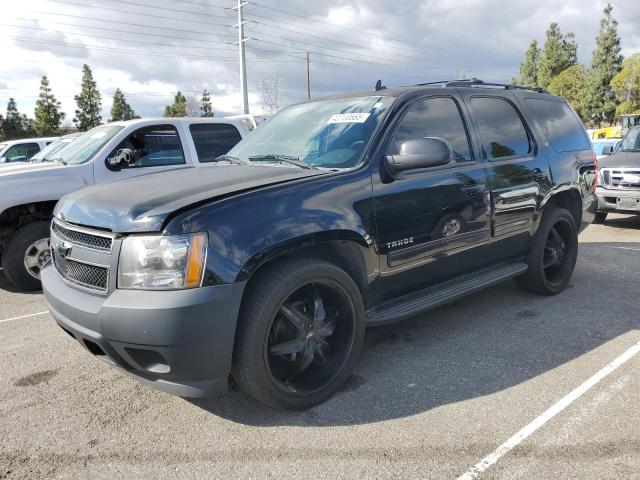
[125,348,170,374]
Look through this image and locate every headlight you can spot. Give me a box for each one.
[118,233,207,290]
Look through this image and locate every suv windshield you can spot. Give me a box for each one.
[56,125,124,165]
[227,96,395,169]
[618,127,640,151]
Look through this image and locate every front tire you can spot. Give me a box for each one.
[232,258,365,410]
[514,207,578,296]
[1,221,51,291]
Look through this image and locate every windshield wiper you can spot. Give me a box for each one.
[213,154,246,165]
[621,148,640,152]
[248,154,316,170]
[49,157,67,165]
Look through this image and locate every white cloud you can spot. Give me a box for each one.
[0,0,638,121]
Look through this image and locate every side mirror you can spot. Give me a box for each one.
[106,148,136,170]
[0,157,7,164]
[385,137,453,174]
[602,145,614,156]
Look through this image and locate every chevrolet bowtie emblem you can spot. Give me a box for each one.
[56,240,73,259]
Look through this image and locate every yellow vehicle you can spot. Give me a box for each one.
[591,126,622,139]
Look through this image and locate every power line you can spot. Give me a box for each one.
[2,23,235,52]
[247,1,418,50]
[6,35,299,63]
[45,0,231,29]
[28,10,230,38]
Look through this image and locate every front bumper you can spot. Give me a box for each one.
[42,263,246,398]
[596,187,640,214]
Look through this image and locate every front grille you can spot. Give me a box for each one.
[601,168,640,189]
[52,251,109,292]
[52,220,113,252]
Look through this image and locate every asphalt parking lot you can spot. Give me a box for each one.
[1,215,639,480]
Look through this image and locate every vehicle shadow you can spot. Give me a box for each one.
[603,215,640,230]
[0,269,41,294]
[190,241,640,426]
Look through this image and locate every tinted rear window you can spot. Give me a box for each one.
[471,96,531,159]
[190,123,242,163]
[525,99,590,152]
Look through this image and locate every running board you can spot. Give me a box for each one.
[366,262,529,326]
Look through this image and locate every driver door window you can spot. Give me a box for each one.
[112,125,185,168]
[389,97,473,163]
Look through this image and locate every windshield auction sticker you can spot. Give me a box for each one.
[327,113,371,124]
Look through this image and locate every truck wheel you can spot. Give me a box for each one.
[592,212,607,224]
[514,207,578,296]
[1,221,51,291]
[232,258,365,410]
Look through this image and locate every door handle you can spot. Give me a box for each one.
[462,182,481,197]
[530,168,545,181]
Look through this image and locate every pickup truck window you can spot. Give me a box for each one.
[389,96,472,163]
[190,123,242,163]
[111,125,186,168]
[227,96,395,169]
[4,143,40,162]
[525,99,590,152]
[61,125,124,165]
[471,97,531,159]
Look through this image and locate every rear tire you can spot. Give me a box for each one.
[232,258,365,410]
[592,211,607,224]
[514,207,578,296]
[1,221,50,291]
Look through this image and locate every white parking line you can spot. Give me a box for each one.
[0,311,49,324]
[457,337,640,480]
[608,246,640,252]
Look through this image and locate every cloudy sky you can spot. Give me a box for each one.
[1,0,639,122]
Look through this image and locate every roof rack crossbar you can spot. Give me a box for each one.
[414,78,549,94]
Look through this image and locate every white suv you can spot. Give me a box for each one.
[0,137,59,164]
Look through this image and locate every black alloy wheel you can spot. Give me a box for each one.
[514,207,578,296]
[232,258,365,409]
[266,282,355,395]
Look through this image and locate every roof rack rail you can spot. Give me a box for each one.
[415,78,549,94]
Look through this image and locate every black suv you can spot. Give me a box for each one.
[42,79,597,409]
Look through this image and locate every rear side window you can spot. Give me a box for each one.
[190,123,242,163]
[26,143,41,158]
[525,99,590,152]
[471,97,531,159]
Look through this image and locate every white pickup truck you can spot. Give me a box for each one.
[0,116,255,291]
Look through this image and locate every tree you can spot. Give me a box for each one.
[611,53,640,116]
[200,89,213,117]
[164,91,187,117]
[33,75,65,135]
[110,88,138,121]
[584,3,624,124]
[2,98,30,139]
[74,64,102,130]
[519,40,540,86]
[548,65,589,120]
[537,23,578,88]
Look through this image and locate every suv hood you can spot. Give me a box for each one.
[599,151,640,169]
[55,165,324,233]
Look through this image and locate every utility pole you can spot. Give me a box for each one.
[233,0,249,114]
[306,51,311,100]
